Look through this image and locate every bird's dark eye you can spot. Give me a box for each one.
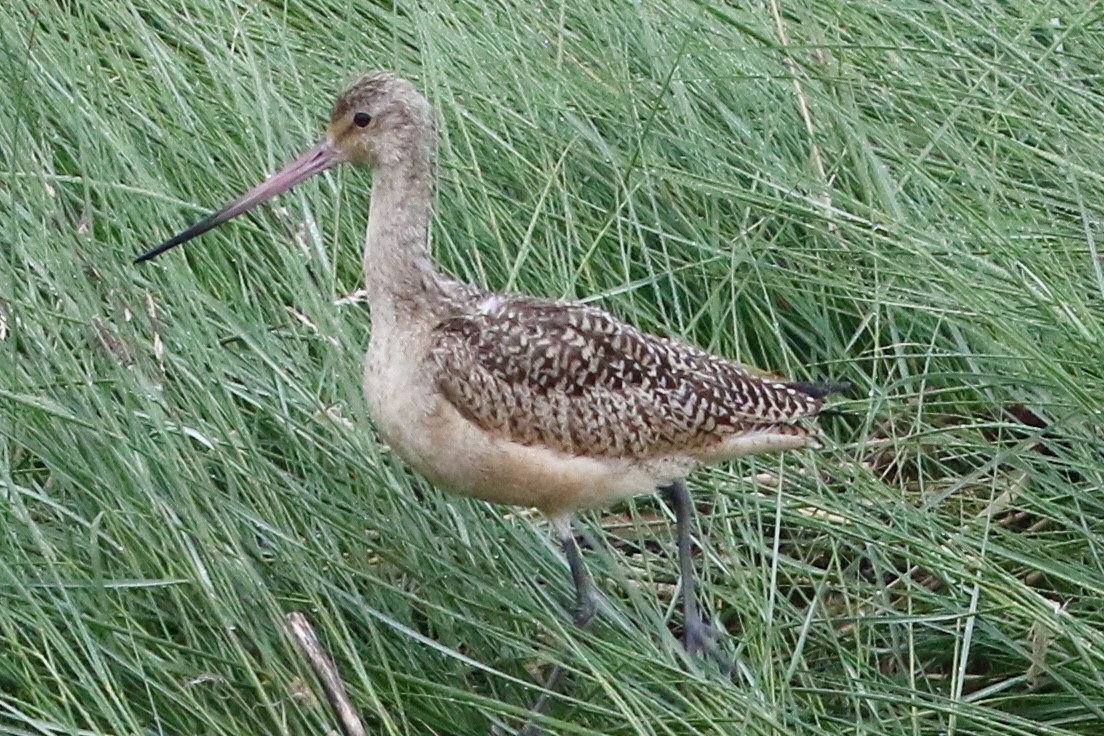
[352,111,372,128]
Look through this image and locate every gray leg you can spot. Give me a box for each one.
[515,515,594,736]
[661,480,722,659]
[556,514,598,628]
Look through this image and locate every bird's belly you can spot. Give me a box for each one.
[363,352,672,514]
[419,404,671,514]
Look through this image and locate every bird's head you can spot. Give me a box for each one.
[326,71,434,169]
[134,71,432,263]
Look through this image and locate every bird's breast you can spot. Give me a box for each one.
[361,337,675,513]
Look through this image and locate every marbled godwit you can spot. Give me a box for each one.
[136,72,843,663]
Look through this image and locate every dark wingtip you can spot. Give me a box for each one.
[786,381,853,399]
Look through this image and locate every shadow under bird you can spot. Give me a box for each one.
[137,70,845,710]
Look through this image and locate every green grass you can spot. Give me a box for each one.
[3,0,1104,734]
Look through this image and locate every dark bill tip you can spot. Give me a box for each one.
[134,138,341,264]
[134,212,228,264]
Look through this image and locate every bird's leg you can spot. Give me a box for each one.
[660,480,725,662]
[555,514,598,628]
[514,515,595,736]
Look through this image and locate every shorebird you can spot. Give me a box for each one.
[136,71,842,671]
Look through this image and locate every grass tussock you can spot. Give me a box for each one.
[3,0,1104,734]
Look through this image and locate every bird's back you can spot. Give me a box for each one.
[429,293,833,463]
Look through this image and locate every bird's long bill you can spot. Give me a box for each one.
[134,139,342,263]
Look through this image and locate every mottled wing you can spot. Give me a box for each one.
[429,295,823,458]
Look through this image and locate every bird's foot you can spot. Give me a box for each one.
[509,594,596,736]
[683,617,734,675]
[570,593,598,629]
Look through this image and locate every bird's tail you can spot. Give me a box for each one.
[785,381,852,399]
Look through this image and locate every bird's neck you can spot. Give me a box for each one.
[363,156,445,325]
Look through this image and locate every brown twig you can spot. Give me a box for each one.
[284,612,367,736]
